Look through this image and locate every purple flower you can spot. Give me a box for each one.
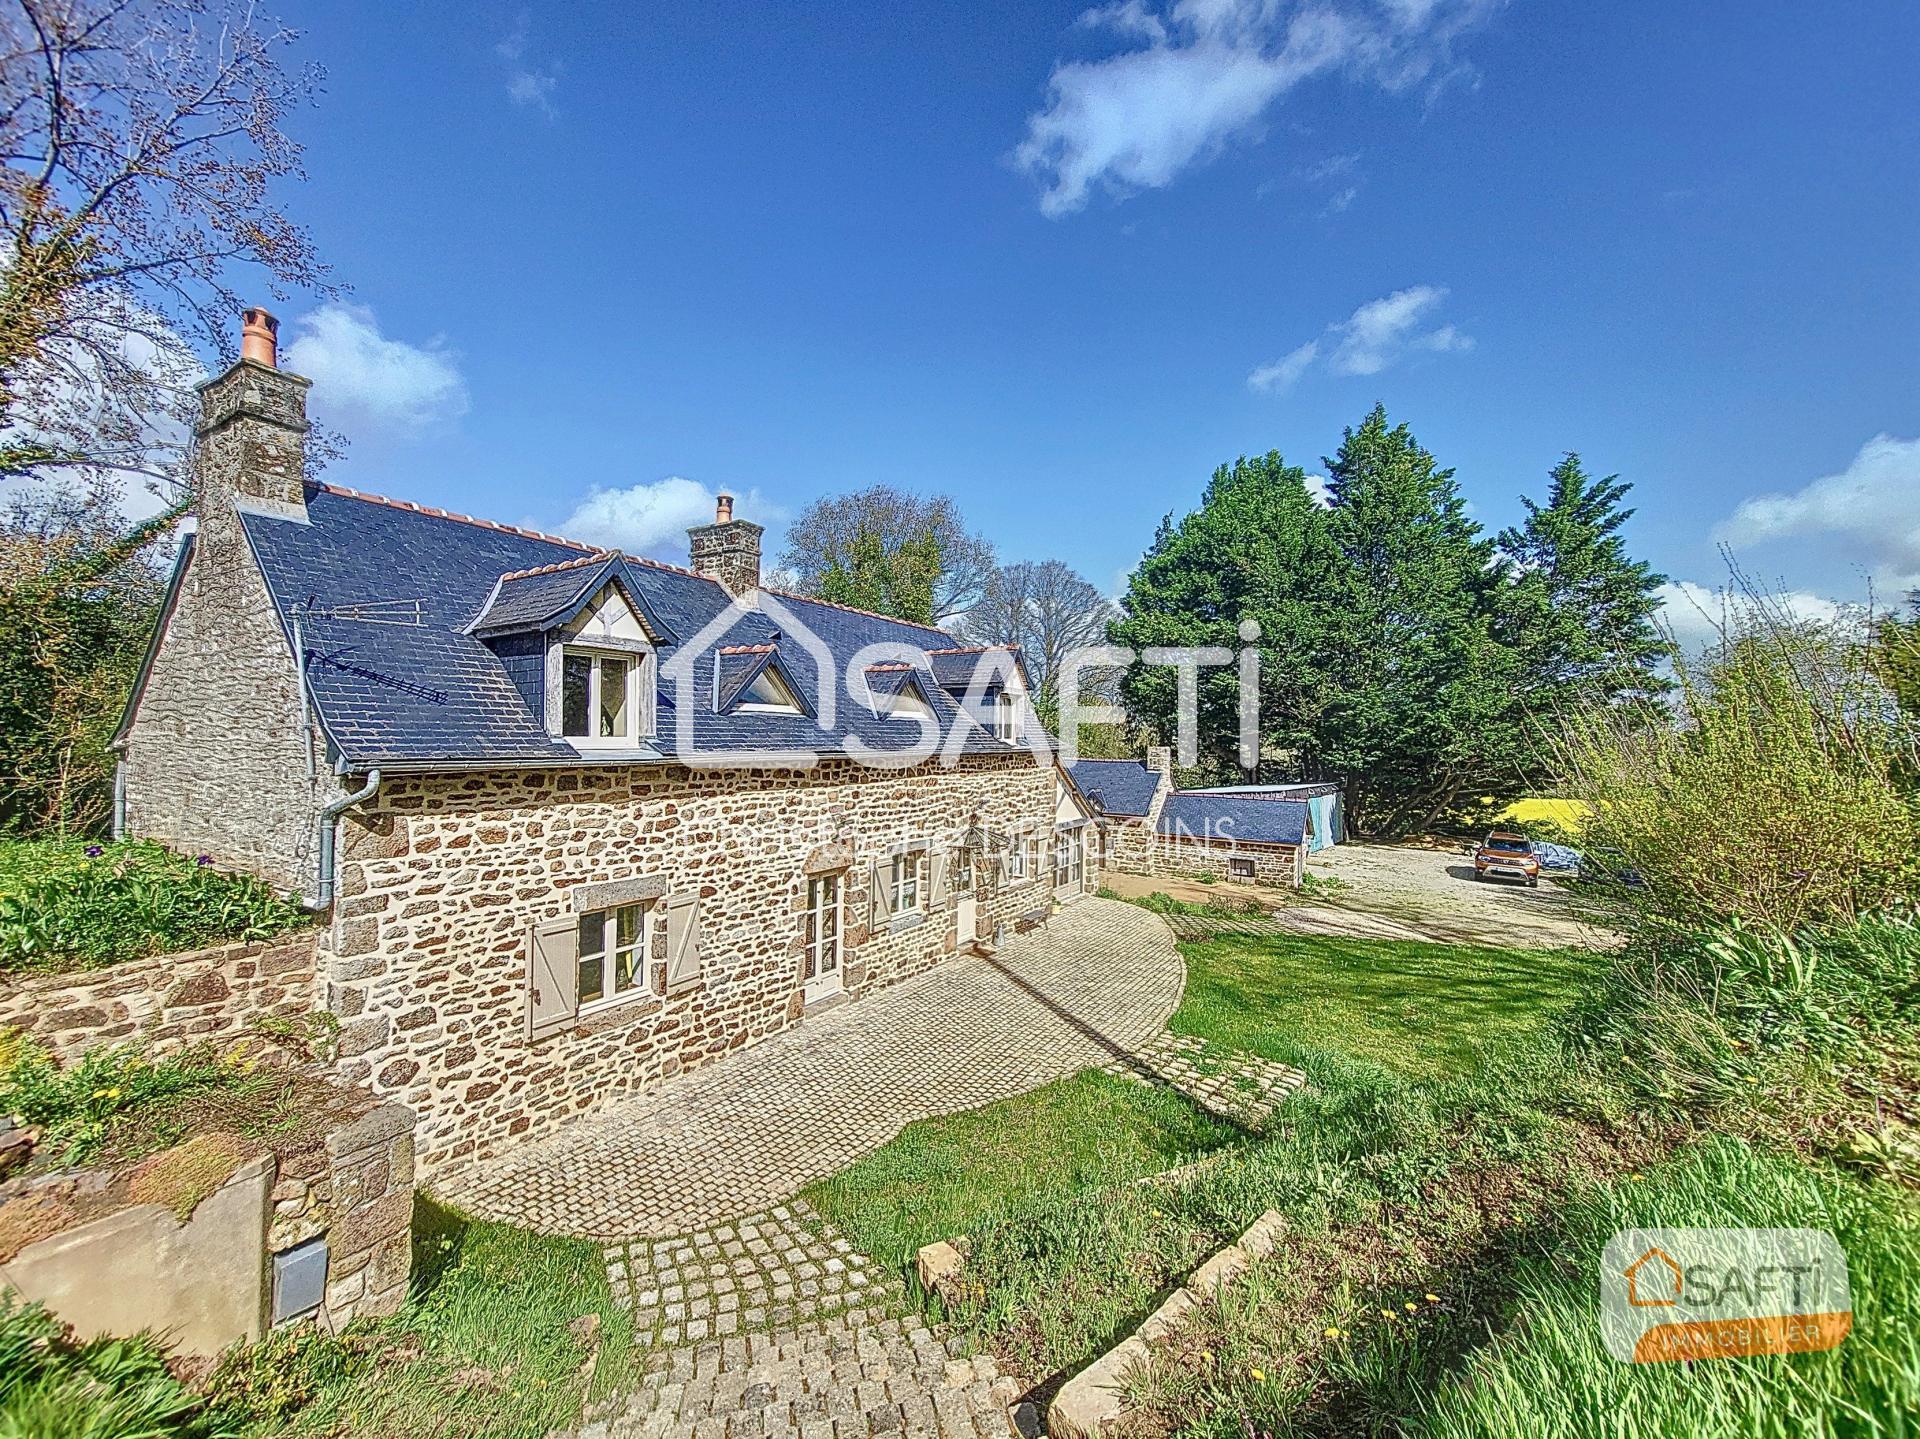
[84,845,103,858]
[196,854,213,867]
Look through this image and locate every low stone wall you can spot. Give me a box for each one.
[0,1099,413,1354]
[1107,833,1302,888]
[0,932,320,1061]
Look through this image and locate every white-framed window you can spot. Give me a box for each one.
[1230,856,1256,879]
[803,873,842,986]
[889,852,925,915]
[561,648,645,745]
[993,692,1019,742]
[577,901,655,1009]
[737,666,804,714]
[1005,836,1027,880]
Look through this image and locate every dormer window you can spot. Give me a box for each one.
[993,692,1020,742]
[561,648,641,744]
[737,665,803,714]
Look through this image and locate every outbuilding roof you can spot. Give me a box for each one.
[1064,758,1163,817]
[1156,793,1311,847]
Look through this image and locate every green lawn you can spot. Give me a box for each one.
[1174,932,1594,1079]
[801,1068,1242,1268]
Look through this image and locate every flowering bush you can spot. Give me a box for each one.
[0,838,307,972]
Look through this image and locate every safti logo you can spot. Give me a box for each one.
[1601,1227,1852,1364]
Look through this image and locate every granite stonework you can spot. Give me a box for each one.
[119,356,331,897]
[324,752,1066,1174]
[0,933,319,1062]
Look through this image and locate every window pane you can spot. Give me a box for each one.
[599,656,629,738]
[577,911,605,958]
[615,904,643,946]
[578,955,604,1005]
[562,653,592,737]
[613,943,640,993]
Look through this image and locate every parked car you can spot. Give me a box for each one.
[1473,831,1541,887]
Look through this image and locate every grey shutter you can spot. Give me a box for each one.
[664,892,702,991]
[526,913,578,1041]
[929,852,950,908]
[868,858,885,926]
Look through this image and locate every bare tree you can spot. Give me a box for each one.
[962,558,1116,700]
[0,0,330,507]
[778,484,997,624]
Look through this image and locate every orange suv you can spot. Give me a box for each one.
[1474,831,1541,887]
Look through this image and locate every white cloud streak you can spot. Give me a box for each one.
[1713,434,1920,591]
[1248,284,1471,391]
[561,478,784,561]
[282,303,469,438]
[1015,0,1501,217]
[1655,580,1850,657]
[497,14,560,116]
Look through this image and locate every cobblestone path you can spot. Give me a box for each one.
[567,1310,1026,1439]
[438,898,1184,1240]
[1102,1031,1307,1129]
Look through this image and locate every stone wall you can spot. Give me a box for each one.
[0,933,320,1062]
[1145,834,1302,887]
[283,1103,415,1325]
[325,752,1058,1173]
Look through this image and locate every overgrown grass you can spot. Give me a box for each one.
[213,1197,638,1439]
[0,1295,236,1438]
[1173,932,1594,1078]
[802,1069,1245,1268]
[0,838,309,973]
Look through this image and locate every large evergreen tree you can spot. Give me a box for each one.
[1318,405,1521,838]
[1495,453,1669,707]
[1112,452,1341,778]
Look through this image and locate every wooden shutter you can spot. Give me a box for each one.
[867,858,885,927]
[664,892,702,991]
[526,913,578,1041]
[929,851,949,908]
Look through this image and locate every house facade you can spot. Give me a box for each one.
[114,310,1099,1173]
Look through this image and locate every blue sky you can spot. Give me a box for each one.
[271,0,1918,641]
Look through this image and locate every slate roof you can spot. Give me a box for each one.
[1065,759,1162,817]
[230,483,1027,771]
[1156,793,1310,847]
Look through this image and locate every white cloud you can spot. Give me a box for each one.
[561,477,784,561]
[1014,0,1501,217]
[1303,471,1332,506]
[1319,184,1360,215]
[282,304,469,439]
[1713,434,1920,591]
[1246,339,1318,393]
[496,15,560,116]
[1248,283,1471,391]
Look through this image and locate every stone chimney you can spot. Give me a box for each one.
[1147,745,1172,778]
[688,492,763,596]
[194,306,311,524]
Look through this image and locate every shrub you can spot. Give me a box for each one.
[201,1322,369,1424]
[1558,602,1920,931]
[0,1031,232,1165]
[0,839,308,973]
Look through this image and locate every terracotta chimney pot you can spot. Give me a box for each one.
[241,307,278,368]
[715,493,734,524]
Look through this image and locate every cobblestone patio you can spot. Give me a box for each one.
[435,898,1185,1240]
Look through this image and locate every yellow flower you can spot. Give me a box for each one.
[106,1087,121,1099]
[92,1088,110,1098]
[1379,1309,1395,1320]
[1404,1302,1418,1312]
[1629,1172,1645,1181]
[1424,1294,1440,1304]
[1744,1077,1758,1086]
[1249,1367,1266,1382]
[1322,1326,1342,1339]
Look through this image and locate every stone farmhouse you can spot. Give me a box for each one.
[111,310,1100,1175]
[1067,755,1341,887]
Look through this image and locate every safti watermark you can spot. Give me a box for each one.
[1600,1227,1852,1363]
